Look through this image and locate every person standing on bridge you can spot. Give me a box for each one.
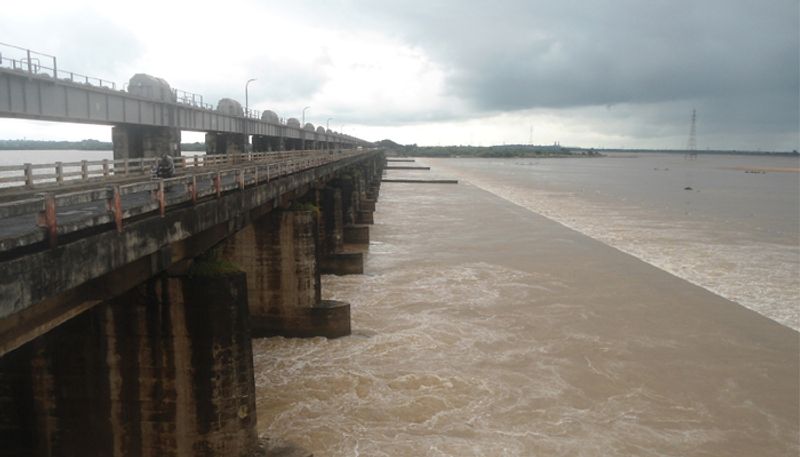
[156,151,175,178]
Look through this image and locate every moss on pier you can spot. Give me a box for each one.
[188,251,242,278]
[289,202,320,215]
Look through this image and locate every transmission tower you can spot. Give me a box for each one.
[686,108,697,159]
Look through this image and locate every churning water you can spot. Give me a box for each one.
[253,154,799,456]
[428,154,800,331]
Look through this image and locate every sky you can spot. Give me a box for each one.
[1,0,798,150]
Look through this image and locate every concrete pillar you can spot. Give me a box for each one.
[221,210,351,338]
[321,187,343,255]
[319,184,365,275]
[333,176,358,225]
[112,125,180,160]
[205,133,245,155]
[0,272,258,457]
[343,225,369,245]
[252,135,270,152]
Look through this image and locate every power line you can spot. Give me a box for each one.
[686,109,697,159]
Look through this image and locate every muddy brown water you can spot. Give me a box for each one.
[253,165,799,456]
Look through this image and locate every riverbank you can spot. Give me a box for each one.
[252,175,799,455]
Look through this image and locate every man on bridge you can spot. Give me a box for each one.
[155,151,175,178]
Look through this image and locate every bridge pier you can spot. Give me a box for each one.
[112,125,180,160]
[250,135,285,153]
[315,185,367,275]
[220,209,351,338]
[0,271,258,457]
[205,132,245,155]
[251,135,271,152]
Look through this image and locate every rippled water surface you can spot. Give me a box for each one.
[254,155,799,456]
[428,154,800,330]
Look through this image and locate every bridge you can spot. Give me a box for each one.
[0,43,384,456]
[0,42,369,159]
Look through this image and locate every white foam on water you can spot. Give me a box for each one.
[251,259,782,455]
[251,164,798,456]
[428,159,800,331]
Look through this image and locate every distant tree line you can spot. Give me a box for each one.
[0,139,112,150]
[374,139,798,157]
[0,139,208,152]
[374,140,599,158]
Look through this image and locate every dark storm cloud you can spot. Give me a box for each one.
[288,0,799,139]
[352,1,795,105]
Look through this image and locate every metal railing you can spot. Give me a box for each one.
[0,149,371,249]
[0,149,342,190]
[174,89,214,110]
[0,42,117,90]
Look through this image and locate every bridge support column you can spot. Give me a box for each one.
[0,272,258,456]
[220,209,351,338]
[318,184,365,275]
[112,125,180,160]
[366,157,383,200]
[205,132,245,155]
[343,224,369,245]
[321,187,344,254]
[252,135,271,152]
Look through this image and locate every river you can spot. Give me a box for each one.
[253,153,799,456]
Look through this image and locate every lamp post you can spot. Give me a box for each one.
[326,118,333,151]
[244,78,257,154]
[302,106,311,126]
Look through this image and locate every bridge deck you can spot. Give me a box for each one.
[0,148,382,355]
[0,150,362,254]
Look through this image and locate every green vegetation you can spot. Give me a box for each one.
[289,202,320,215]
[188,251,241,278]
[181,142,206,151]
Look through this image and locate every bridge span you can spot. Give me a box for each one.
[0,142,385,452]
[0,42,370,160]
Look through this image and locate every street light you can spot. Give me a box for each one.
[326,118,333,151]
[244,78,257,153]
[302,106,311,125]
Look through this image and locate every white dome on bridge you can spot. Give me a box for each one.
[286,118,301,128]
[316,126,326,134]
[304,123,315,132]
[127,74,175,102]
[217,98,243,116]
[261,110,280,123]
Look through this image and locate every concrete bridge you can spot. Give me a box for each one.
[0,43,385,456]
[0,147,384,456]
[0,42,369,159]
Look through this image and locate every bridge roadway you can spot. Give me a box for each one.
[0,148,382,356]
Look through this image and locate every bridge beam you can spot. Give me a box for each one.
[0,272,258,456]
[111,125,180,160]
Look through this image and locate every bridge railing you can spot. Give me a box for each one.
[0,149,350,190]
[0,149,371,249]
[0,42,117,90]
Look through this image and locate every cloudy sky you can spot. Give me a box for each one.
[1,0,798,150]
